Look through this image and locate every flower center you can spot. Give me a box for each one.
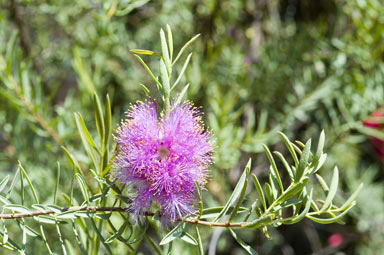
[157,145,169,159]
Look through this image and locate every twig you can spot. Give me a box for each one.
[0,206,244,227]
[2,63,62,145]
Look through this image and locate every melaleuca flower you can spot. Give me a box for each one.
[113,99,212,225]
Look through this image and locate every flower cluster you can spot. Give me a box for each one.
[113,99,212,224]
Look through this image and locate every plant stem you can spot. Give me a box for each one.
[0,206,245,227]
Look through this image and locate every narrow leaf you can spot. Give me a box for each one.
[320,167,339,212]
[241,215,273,229]
[227,159,251,223]
[5,204,30,213]
[160,59,170,98]
[307,203,355,224]
[133,54,163,89]
[172,53,192,90]
[278,132,299,166]
[0,175,9,193]
[54,162,60,204]
[264,183,274,206]
[166,24,173,60]
[273,151,294,181]
[315,174,329,193]
[282,189,313,225]
[129,49,161,58]
[195,226,204,255]
[160,223,185,245]
[197,207,248,220]
[252,174,266,211]
[175,83,190,105]
[339,183,363,211]
[173,34,200,65]
[295,139,311,182]
[103,94,112,151]
[180,232,197,245]
[75,173,89,203]
[194,181,203,219]
[214,159,250,222]
[315,130,325,160]
[263,145,283,192]
[228,228,258,255]
[160,29,171,74]
[93,93,105,146]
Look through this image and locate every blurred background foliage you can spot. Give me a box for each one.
[0,0,384,254]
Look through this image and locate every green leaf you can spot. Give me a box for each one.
[276,177,309,204]
[172,53,192,90]
[89,218,112,254]
[175,83,190,105]
[72,47,96,95]
[5,204,30,213]
[103,94,112,151]
[194,181,203,219]
[264,183,274,206]
[17,223,41,238]
[268,172,279,199]
[6,167,19,199]
[315,174,329,193]
[166,25,173,60]
[75,173,89,203]
[227,159,251,223]
[320,167,339,212]
[160,223,185,245]
[173,34,200,66]
[282,189,313,225]
[263,145,283,192]
[228,228,258,255]
[74,113,98,168]
[273,199,301,211]
[180,232,197,245]
[273,151,294,181]
[241,215,273,229]
[0,175,9,193]
[140,83,150,95]
[252,174,266,211]
[47,205,62,213]
[93,93,105,147]
[339,183,363,211]
[307,153,327,176]
[0,195,11,205]
[278,132,299,166]
[160,29,171,74]
[32,204,47,212]
[19,161,39,203]
[315,130,325,160]
[160,59,170,100]
[197,206,248,219]
[54,162,60,204]
[36,216,58,224]
[214,159,251,222]
[129,49,161,58]
[195,226,204,255]
[295,139,311,182]
[133,54,163,89]
[105,221,129,243]
[56,211,78,219]
[307,202,355,224]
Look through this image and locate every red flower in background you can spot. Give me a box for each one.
[328,233,343,248]
[363,109,384,159]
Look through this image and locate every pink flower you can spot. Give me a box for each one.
[363,110,384,128]
[327,233,343,248]
[113,99,212,225]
